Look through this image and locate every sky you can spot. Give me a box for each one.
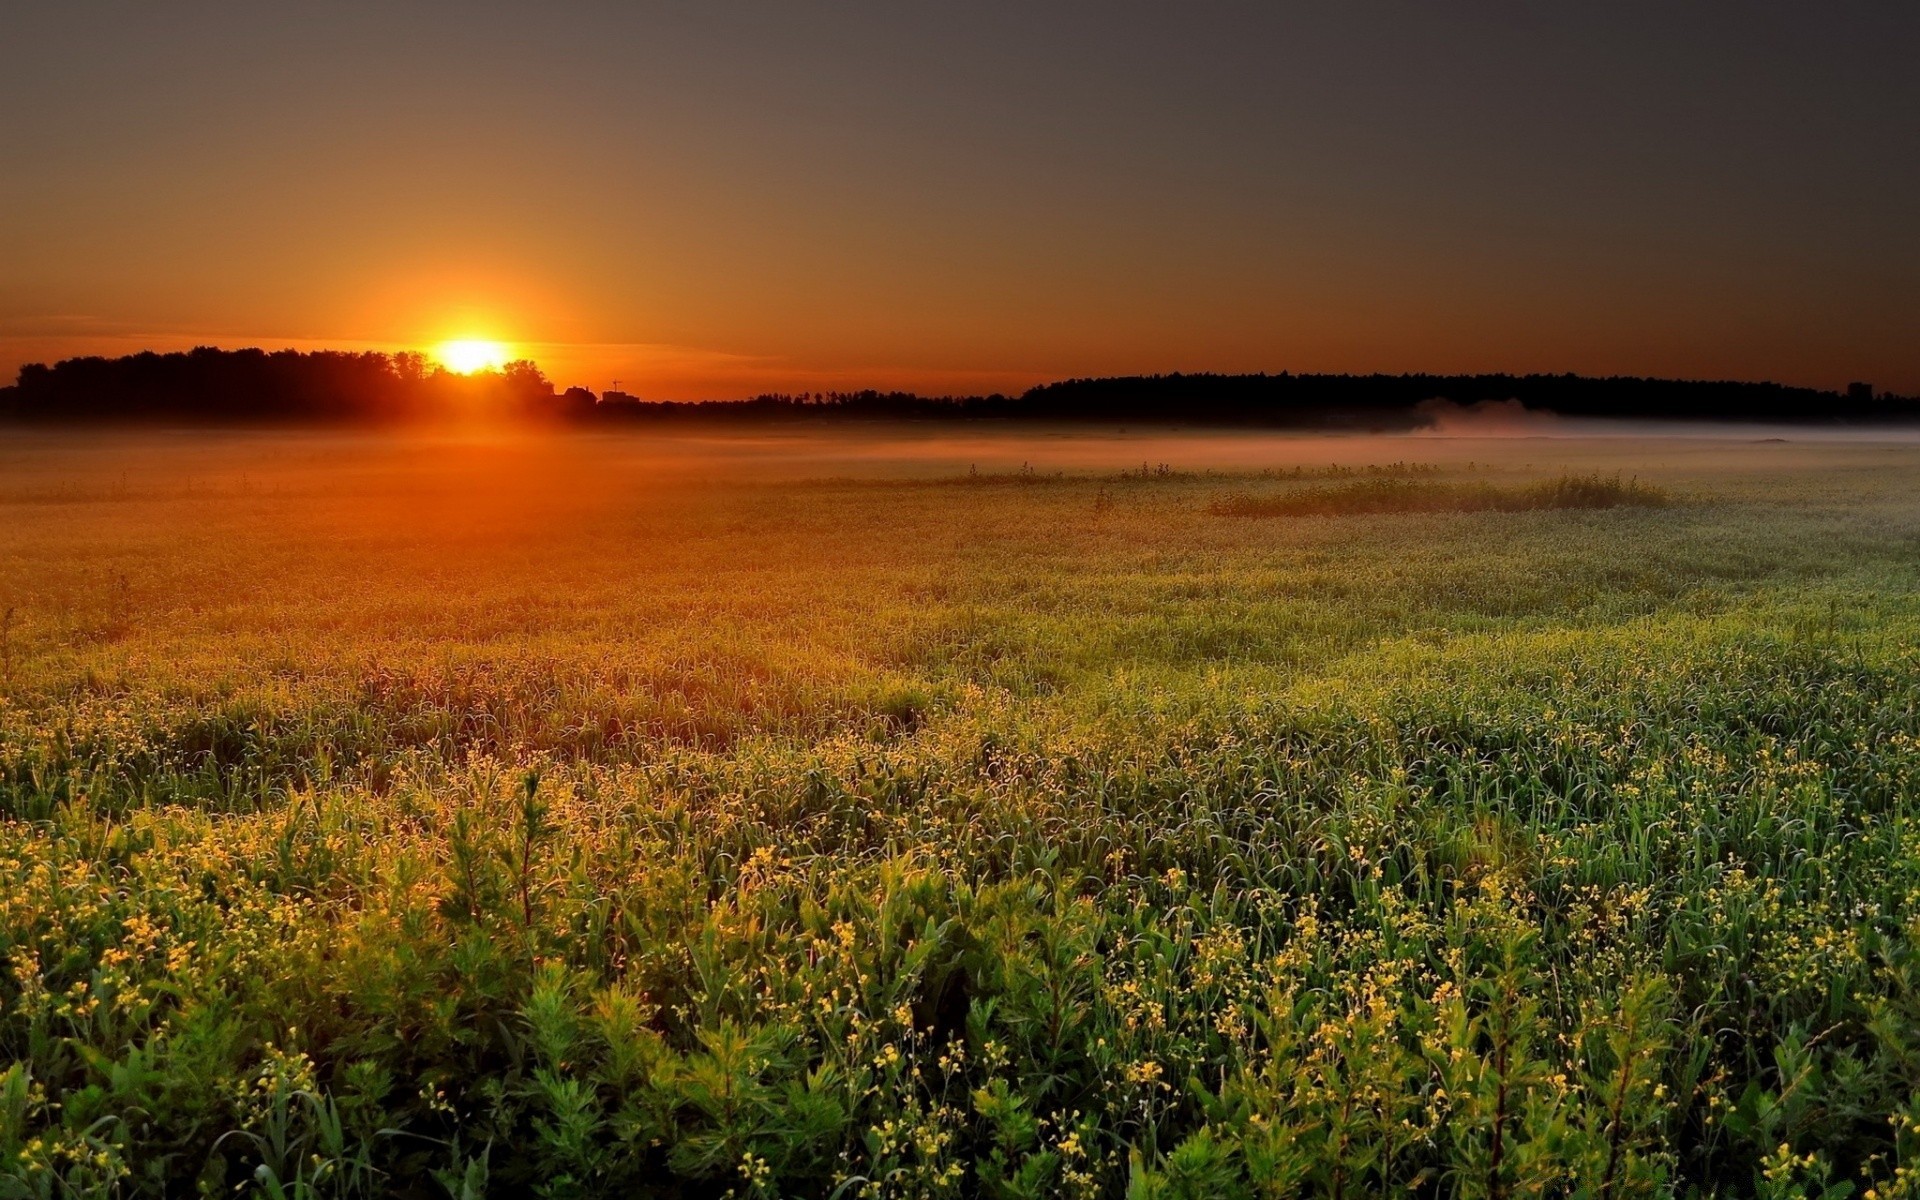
[2,2,1916,399]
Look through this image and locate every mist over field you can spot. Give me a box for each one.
[9,418,1914,500]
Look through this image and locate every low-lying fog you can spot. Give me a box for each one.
[7,418,1920,578]
[5,417,1920,502]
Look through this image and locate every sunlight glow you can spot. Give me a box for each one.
[434,339,511,374]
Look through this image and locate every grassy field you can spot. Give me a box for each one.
[5,425,1920,1198]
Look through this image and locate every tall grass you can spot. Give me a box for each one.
[1209,471,1668,517]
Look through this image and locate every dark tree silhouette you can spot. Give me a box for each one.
[2,352,1913,427]
[0,347,576,424]
[579,375,1917,427]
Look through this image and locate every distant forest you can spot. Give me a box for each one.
[0,348,591,424]
[3,347,1916,427]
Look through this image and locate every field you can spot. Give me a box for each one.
[5,424,1920,1198]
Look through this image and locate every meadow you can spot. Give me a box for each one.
[4,424,1920,1198]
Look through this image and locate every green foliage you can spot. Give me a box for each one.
[4,433,1920,1195]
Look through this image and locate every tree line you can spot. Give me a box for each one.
[0,347,593,424]
[3,349,1914,426]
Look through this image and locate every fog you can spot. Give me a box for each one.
[8,420,1920,627]
[1413,399,1920,444]
[6,419,1920,511]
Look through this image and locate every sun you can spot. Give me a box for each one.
[434,338,511,374]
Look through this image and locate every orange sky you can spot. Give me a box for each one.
[3,5,1916,399]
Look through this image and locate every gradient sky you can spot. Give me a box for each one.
[3,2,1916,398]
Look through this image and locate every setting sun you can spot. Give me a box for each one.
[434,339,510,374]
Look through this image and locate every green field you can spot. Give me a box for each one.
[5,426,1920,1198]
